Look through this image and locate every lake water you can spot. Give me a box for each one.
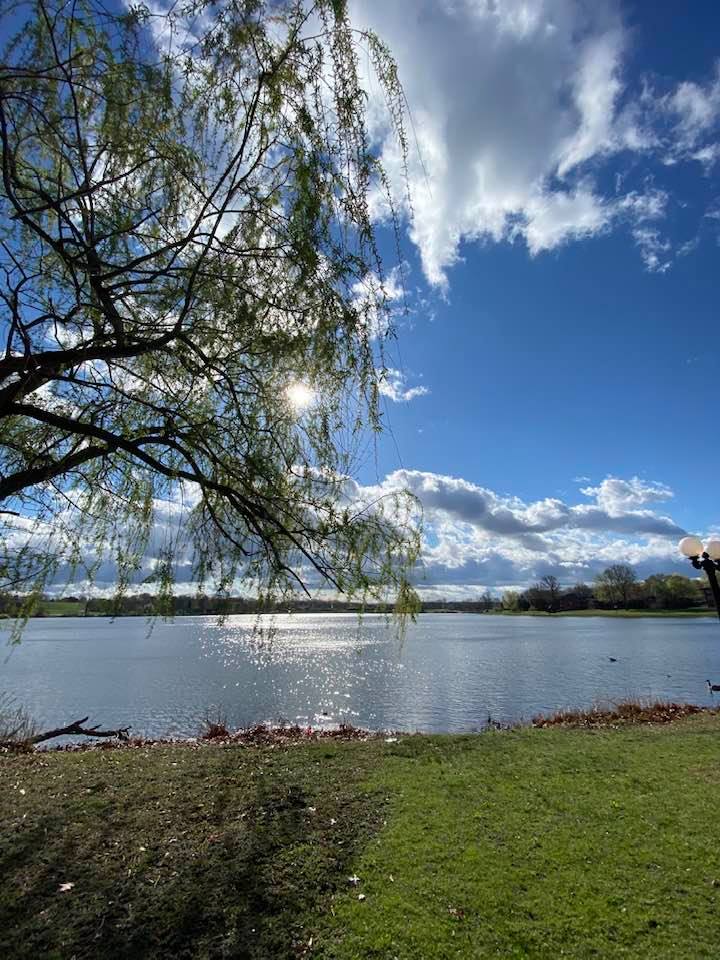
[2,613,720,739]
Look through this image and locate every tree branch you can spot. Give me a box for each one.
[0,443,115,501]
[28,716,131,745]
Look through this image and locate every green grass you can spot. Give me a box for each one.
[4,719,720,958]
[0,739,385,959]
[0,600,86,619]
[492,608,714,618]
[36,600,86,617]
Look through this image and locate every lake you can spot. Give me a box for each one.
[2,613,720,739]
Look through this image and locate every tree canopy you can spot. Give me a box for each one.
[594,564,638,610]
[0,0,420,623]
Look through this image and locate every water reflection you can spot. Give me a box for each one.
[2,613,719,738]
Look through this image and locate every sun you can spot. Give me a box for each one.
[285,381,316,413]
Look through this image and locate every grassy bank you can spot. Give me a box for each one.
[3,600,88,618]
[4,717,720,958]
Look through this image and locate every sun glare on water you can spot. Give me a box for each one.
[285,381,316,413]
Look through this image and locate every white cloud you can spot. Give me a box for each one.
[350,266,405,338]
[519,183,611,255]
[555,29,627,176]
[17,466,698,598]
[664,67,720,154]
[377,368,429,402]
[616,187,668,220]
[350,0,720,286]
[382,469,683,538]
[353,468,690,594]
[578,476,673,513]
[616,186,672,267]
[631,227,672,272]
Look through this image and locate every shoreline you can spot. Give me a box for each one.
[7,700,717,754]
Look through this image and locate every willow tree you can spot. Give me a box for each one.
[0,0,420,622]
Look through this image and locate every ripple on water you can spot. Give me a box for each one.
[3,613,719,738]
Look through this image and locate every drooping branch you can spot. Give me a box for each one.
[0,0,421,619]
[3,400,343,588]
[0,442,116,500]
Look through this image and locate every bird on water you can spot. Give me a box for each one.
[707,680,720,693]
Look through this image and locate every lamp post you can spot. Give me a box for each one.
[678,536,720,621]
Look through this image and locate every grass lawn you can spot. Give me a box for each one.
[33,600,86,617]
[3,717,720,958]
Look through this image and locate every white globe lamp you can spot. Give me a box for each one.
[679,536,704,558]
[679,536,720,624]
[705,540,720,561]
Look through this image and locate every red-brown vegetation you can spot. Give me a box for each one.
[532,698,717,729]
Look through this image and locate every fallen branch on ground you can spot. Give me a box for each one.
[28,717,131,745]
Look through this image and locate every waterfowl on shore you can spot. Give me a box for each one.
[706,680,720,693]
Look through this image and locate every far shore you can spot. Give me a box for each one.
[486,608,716,618]
[9,604,717,620]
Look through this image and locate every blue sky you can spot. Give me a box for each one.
[333,0,720,596]
[12,0,718,598]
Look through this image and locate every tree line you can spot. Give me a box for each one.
[500,566,710,613]
[0,565,711,618]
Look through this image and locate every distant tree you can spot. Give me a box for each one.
[501,590,521,611]
[526,584,550,612]
[642,574,703,610]
[559,582,593,611]
[538,575,561,610]
[595,564,638,609]
[524,575,562,612]
[480,590,495,612]
[0,0,421,627]
[572,582,593,606]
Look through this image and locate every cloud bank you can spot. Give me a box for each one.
[33,470,701,599]
[351,0,720,286]
[353,470,690,596]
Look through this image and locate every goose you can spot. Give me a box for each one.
[608,657,618,662]
[706,680,720,693]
